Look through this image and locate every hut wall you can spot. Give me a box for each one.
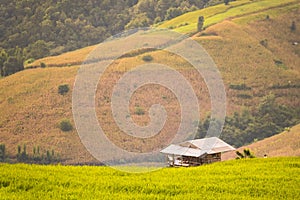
[200,153,221,164]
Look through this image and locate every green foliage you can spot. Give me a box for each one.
[135,106,145,115]
[17,144,28,162]
[0,49,8,76]
[236,94,252,99]
[59,119,73,132]
[269,83,300,89]
[15,144,60,164]
[197,16,204,32]
[40,62,47,68]
[24,58,35,65]
[0,0,216,60]
[58,84,69,95]
[260,39,268,47]
[0,144,6,162]
[196,94,299,147]
[236,148,255,159]
[0,47,24,76]
[0,158,299,199]
[290,21,296,31]
[274,59,287,69]
[24,40,50,59]
[229,83,251,90]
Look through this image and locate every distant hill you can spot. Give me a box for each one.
[222,123,300,160]
[0,0,299,164]
[0,0,217,59]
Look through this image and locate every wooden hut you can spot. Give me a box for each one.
[160,137,235,167]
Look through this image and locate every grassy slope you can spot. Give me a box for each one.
[223,123,300,160]
[158,0,299,33]
[0,157,299,199]
[0,0,299,163]
[0,67,97,164]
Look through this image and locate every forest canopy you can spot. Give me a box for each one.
[0,0,229,76]
[0,0,224,59]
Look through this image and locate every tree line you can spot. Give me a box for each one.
[196,94,300,147]
[0,0,226,77]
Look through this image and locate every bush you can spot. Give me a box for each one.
[290,21,296,32]
[260,39,268,47]
[142,55,153,62]
[229,84,251,90]
[40,62,47,68]
[135,106,145,115]
[59,119,73,132]
[0,144,6,162]
[24,58,35,65]
[58,84,70,95]
[237,94,252,99]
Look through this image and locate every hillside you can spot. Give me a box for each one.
[222,123,300,160]
[0,158,299,199]
[0,0,299,164]
[0,0,217,60]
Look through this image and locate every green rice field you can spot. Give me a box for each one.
[0,157,299,199]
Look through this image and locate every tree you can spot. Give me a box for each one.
[3,56,24,76]
[0,49,8,76]
[2,47,24,76]
[236,149,255,159]
[291,21,296,32]
[24,40,50,59]
[224,0,230,5]
[197,16,204,32]
[0,144,6,162]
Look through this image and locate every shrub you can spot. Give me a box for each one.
[59,119,73,132]
[135,106,145,115]
[260,39,268,47]
[142,55,153,62]
[24,58,35,65]
[40,62,47,68]
[237,94,252,99]
[17,144,28,162]
[0,144,5,162]
[236,149,255,159]
[58,84,70,95]
[229,84,251,90]
[290,21,296,32]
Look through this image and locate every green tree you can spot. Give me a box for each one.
[197,16,204,32]
[236,149,255,159]
[0,144,6,162]
[3,56,23,76]
[0,49,8,76]
[24,40,50,59]
[290,21,296,32]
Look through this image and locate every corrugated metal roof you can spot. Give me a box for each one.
[160,137,235,156]
[160,144,207,157]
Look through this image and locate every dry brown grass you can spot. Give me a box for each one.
[0,3,299,164]
[27,45,97,68]
[0,67,97,164]
[222,123,300,160]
